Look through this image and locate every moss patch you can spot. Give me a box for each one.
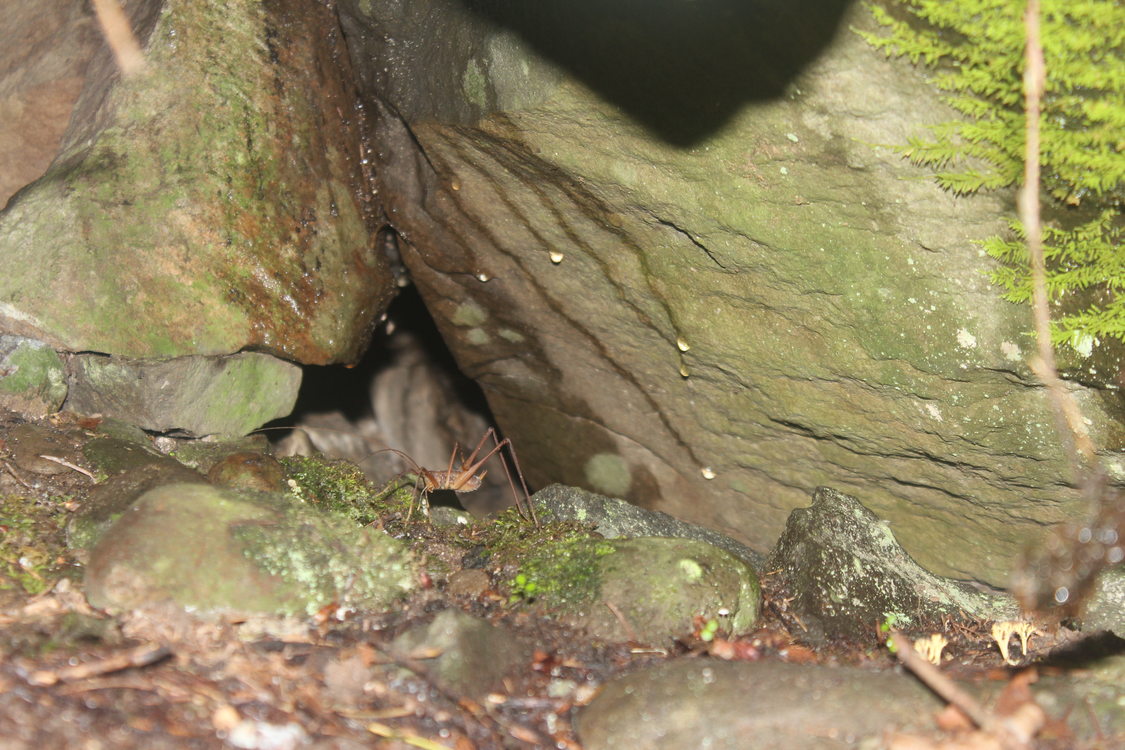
[0,494,74,598]
[280,454,415,525]
[505,535,616,607]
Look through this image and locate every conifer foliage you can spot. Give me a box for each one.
[859,0,1124,354]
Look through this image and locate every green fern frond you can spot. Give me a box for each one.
[861,0,1125,356]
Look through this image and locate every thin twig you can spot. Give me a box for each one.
[26,643,171,687]
[604,600,639,643]
[1012,0,1123,618]
[1020,0,1097,470]
[888,628,994,732]
[1,459,34,489]
[37,455,96,481]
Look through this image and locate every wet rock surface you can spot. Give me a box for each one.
[0,0,395,363]
[6,421,83,477]
[206,451,288,492]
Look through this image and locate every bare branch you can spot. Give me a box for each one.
[1019,0,1096,469]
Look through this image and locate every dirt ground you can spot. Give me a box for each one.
[0,409,1121,749]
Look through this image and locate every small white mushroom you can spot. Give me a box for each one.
[991,621,1025,666]
[913,633,948,666]
[1012,621,1037,656]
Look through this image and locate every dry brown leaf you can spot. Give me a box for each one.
[935,703,975,733]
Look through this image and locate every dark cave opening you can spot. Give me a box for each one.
[282,286,483,422]
[264,283,519,516]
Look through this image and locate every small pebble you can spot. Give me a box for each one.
[446,569,491,598]
[207,452,286,491]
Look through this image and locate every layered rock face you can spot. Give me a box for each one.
[350,0,1123,584]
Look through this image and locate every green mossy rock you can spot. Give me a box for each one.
[65,352,301,437]
[524,536,760,646]
[84,482,418,616]
[768,487,1019,643]
[0,336,66,416]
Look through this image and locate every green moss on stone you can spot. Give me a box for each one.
[0,494,73,595]
[232,508,416,615]
[0,342,65,400]
[281,454,412,525]
[505,536,616,606]
[461,58,489,110]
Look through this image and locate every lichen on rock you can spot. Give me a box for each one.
[84,482,418,616]
[767,486,1019,643]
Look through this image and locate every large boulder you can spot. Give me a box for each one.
[0,0,394,364]
[358,1,1123,585]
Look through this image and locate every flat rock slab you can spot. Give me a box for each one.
[84,482,418,616]
[64,352,301,437]
[533,484,763,569]
[576,659,941,750]
[6,422,83,476]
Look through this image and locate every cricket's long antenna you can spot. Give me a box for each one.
[252,425,426,475]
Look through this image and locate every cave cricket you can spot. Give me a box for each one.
[263,425,539,526]
[386,427,539,526]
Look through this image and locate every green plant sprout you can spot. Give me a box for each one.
[879,612,910,652]
[699,617,720,643]
[508,572,540,603]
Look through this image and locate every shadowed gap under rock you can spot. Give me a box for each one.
[266,283,520,517]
